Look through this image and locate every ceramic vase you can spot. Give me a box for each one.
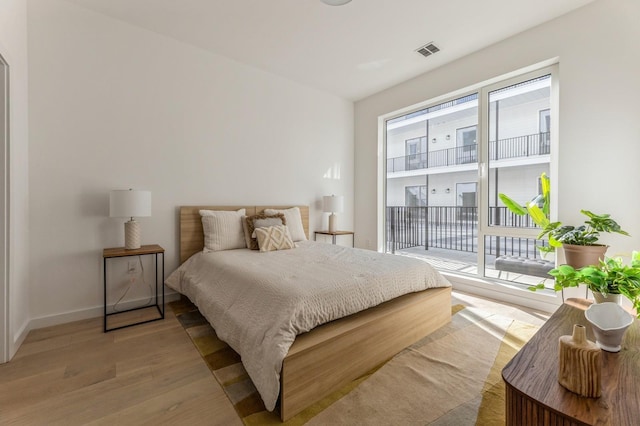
[558,324,601,397]
[585,302,634,352]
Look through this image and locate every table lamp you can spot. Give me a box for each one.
[323,195,344,233]
[110,189,151,249]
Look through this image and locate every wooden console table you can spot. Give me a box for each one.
[502,298,639,425]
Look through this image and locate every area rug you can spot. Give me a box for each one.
[170,298,538,425]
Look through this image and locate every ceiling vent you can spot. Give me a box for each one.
[416,42,440,58]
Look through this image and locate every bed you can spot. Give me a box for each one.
[167,205,452,421]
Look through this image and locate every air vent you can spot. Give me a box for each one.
[416,42,440,58]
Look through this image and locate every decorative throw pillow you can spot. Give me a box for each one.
[263,207,307,242]
[242,213,286,250]
[199,209,246,252]
[255,225,295,252]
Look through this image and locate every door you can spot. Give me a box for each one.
[384,65,556,290]
[0,55,7,363]
[456,126,477,164]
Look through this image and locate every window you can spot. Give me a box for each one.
[539,108,551,155]
[456,182,477,207]
[456,126,477,164]
[405,185,427,207]
[384,66,557,289]
[405,137,427,171]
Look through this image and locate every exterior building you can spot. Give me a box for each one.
[384,76,552,280]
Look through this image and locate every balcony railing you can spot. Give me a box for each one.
[387,132,550,173]
[386,206,549,259]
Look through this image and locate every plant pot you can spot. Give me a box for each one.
[563,244,608,269]
[592,292,622,305]
[585,302,634,352]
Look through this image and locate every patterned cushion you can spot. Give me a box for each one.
[264,207,307,242]
[200,209,246,252]
[255,225,295,252]
[242,213,286,250]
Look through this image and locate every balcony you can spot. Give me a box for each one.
[386,206,547,261]
[387,131,550,173]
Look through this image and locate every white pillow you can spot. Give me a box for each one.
[264,207,307,242]
[255,225,295,252]
[200,209,246,252]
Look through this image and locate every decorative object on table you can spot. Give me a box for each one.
[585,302,634,352]
[557,324,601,397]
[109,189,152,249]
[323,194,344,233]
[531,251,640,316]
[538,210,629,268]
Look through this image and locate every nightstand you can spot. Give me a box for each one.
[314,230,355,247]
[103,244,165,332]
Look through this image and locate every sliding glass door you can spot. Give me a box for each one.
[385,66,556,288]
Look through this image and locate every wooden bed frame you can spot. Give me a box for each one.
[179,205,452,421]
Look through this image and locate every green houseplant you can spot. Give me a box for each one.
[499,172,556,254]
[538,209,629,247]
[537,210,629,268]
[530,252,640,317]
[499,173,629,266]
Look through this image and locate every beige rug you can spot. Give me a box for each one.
[171,299,538,425]
[308,307,538,425]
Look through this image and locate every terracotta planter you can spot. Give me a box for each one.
[562,244,608,269]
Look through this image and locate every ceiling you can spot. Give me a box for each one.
[67,0,595,101]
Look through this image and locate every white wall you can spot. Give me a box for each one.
[355,0,640,260]
[27,0,354,325]
[0,0,30,360]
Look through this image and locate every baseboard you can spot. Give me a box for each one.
[27,291,181,332]
[9,318,30,360]
[444,272,561,314]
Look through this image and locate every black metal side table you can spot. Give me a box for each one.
[314,230,355,247]
[103,244,165,332]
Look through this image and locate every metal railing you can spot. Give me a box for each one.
[386,206,548,258]
[387,132,550,173]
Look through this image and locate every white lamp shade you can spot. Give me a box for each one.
[323,195,344,213]
[110,190,152,218]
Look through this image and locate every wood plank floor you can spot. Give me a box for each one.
[0,308,242,425]
[0,291,550,425]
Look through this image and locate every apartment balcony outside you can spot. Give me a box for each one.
[386,205,553,285]
[387,131,550,174]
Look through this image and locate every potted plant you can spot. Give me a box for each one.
[499,174,629,265]
[538,210,629,268]
[499,172,555,255]
[530,252,640,317]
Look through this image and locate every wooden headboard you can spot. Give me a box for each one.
[179,205,310,263]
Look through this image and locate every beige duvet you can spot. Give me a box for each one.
[165,241,450,411]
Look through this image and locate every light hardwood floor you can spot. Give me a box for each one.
[0,308,241,425]
[0,291,550,425]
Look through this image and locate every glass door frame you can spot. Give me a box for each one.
[382,89,480,255]
[381,64,558,282]
[476,65,559,278]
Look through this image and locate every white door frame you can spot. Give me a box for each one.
[0,54,9,363]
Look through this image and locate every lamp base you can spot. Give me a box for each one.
[328,213,337,233]
[124,219,141,250]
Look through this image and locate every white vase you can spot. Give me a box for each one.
[585,302,634,352]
